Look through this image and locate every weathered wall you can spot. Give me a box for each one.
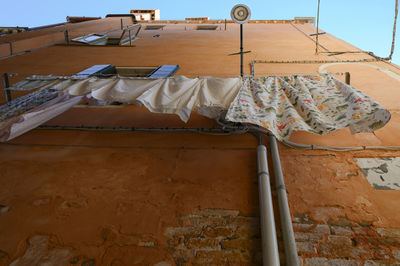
[1,130,400,265]
[0,131,260,265]
[0,18,400,265]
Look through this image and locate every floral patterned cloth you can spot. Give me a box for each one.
[225,74,391,140]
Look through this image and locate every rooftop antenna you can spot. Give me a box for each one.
[230,4,251,77]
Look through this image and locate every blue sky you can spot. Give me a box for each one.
[1,0,399,65]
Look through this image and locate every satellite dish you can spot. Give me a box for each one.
[230,4,251,24]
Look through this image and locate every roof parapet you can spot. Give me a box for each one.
[66,16,102,23]
[137,18,315,24]
[294,17,315,25]
[185,17,210,22]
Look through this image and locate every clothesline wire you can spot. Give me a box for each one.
[311,0,398,61]
[4,72,347,79]
[320,51,366,54]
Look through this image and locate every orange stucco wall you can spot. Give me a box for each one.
[1,18,400,265]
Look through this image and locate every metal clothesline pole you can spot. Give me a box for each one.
[315,0,321,54]
[345,72,350,85]
[2,73,11,102]
[240,24,244,77]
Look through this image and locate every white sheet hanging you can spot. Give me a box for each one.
[9,76,242,122]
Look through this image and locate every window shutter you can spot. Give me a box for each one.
[147,65,180,78]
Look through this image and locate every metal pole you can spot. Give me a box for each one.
[345,72,350,85]
[64,30,69,44]
[121,18,123,29]
[240,24,244,77]
[257,141,280,266]
[315,0,321,54]
[2,73,12,102]
[225,19,227,31]
[269,135,299,266]
[129,30,132,46]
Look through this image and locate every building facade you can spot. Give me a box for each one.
[0,12,400,266]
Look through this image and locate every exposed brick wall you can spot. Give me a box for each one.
[7,209,400,265]
[165,210,400,266]
[293,214,400,265]
[165,209,262,265]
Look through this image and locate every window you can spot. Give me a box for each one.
[74,65,116,77]
[115,67,158,77]
[71,34,108,45]
[75,65,180,78]
[71,25,141,46]
[196,25,218,31]
[116,65,180,78]
[145,25,166,30]
[75,64,180,106]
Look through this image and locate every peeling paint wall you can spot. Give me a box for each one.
[357,157,400,190]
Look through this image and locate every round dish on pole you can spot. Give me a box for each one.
[230,4,251,24]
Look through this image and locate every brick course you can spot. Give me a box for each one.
[165,209,262,265]
[165,210,400,265]
[294,214,400,266]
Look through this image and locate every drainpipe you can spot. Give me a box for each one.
[269,135,299,266]
[256,134,280,266]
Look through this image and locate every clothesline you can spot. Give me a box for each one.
[3,72,347,81]
[0,74,391,142]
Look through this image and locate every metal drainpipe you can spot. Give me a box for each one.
[269,135,299,266]
[256,134,280,266]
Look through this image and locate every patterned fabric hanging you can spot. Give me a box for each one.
[225,74,391,140]
[0,89,59,122]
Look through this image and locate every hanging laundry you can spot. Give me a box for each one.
[0,89,59,122]
[4,74,391,141]
[225,74,391,140]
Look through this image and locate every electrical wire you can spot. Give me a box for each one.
[38,124,249,136]
[290,22,330,52]
[368,0,398,61]
[246,125,400,151]
[250,59,378,76]
[37,122,400,152]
